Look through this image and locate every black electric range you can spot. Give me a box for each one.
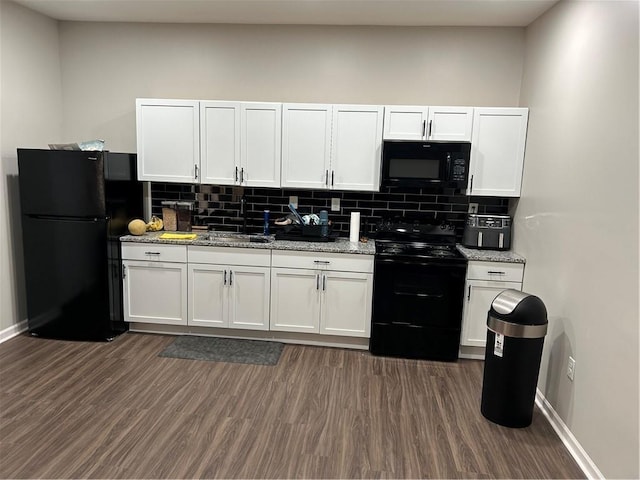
[370,219,468,361]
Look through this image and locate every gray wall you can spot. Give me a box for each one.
[57,22,525,152]
[515,1,639,477]
[0,0,62,332]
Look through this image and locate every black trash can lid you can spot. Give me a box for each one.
[490,289,548,325]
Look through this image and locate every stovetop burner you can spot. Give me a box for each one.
[374,218,465,262]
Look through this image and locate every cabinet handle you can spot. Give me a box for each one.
[470,174,474,192]
[313,260,330,264]
[487,271,506,275]
[144,251,161,255]
[240,168,245,183]
[422,120,426,137]
[122,265,126,279]
[325,170,329,187]
[235,166,238,182]
[322,275,326,291]
[229,270,233,286]
[316,274,320,290]
[195,164,199,180]
[331,170,334,187]
[224,270,227,285]
[428,120,433,138]
[467,285,471,301]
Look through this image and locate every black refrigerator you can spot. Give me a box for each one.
[18,148,143,341]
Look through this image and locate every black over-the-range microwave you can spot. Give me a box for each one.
[381,140,471,189]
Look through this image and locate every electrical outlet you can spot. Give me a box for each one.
[331,197,340,211]
[567,356,576,381]
[289,196,298,209]
[468,202,479,214]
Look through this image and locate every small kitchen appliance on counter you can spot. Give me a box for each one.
[462,214,512,250]
[370,217,468,361]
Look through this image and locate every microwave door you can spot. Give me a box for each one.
[388,157,441,181]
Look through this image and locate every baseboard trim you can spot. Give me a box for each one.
[0,320,28,344]
[535,389,604,479]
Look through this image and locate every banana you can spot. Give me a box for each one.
[146,215,164,232]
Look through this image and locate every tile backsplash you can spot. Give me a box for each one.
[150,183,509,241]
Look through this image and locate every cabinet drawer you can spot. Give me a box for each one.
[467,261,524,282]
[188,246,271,267]
[272,250,374,273]
[122,243,187,262]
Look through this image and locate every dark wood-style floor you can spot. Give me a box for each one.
[0,332,583,479]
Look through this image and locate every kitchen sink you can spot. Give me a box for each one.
[199,233,272,243]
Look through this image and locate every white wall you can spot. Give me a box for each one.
[516,1,639,478]
[57,23,525,152]
[0,0,62,332]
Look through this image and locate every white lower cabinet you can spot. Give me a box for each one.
[122,243,373,340]
[122,244,188,325]
[188,247,270,331]
[460,261,524,347]
[270,268,321,333]
[270,251,373,337]
[320,270,372,337]
[188,264,270,330]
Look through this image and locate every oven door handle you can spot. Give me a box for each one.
[376,258,466,268]
[394,292,445,299]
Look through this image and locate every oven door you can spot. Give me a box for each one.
[372,257,466,328]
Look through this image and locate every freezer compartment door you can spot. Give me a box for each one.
[22,215,112,340]
[18,149,106,217]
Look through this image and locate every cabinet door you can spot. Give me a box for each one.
[136,99,199,183]
[229,266,270,331]
[270,268,320,333]
[427,106,474,141]
[460,279,522,347]
[188,263,228,328]
[123,260,187,325]
[383,106,428,140]
[468,108,529,197]
[241,102,282,188]
[331,105,384,191]
[320,271,372,338]
[200,101,240,186]
[281,104,332,189]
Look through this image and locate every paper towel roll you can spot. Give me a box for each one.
[349,212,360,243]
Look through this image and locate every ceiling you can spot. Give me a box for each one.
[12,0,560,27]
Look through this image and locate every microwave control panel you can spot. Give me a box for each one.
[451,157,467,182]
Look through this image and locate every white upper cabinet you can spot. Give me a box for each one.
[281,104,332,189]
[137,99,281,187]
[383,105,473,141]
[331,105,384,191]
[467,107,529,197]
[282,103,383,192]
[383,106,428,140]
[200,101,240,186]
[136,99,200,183]
[427,106,474,141]
[241,102,282,188]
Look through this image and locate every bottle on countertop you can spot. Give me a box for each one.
[263,210,270,236]
[319,210,329,237]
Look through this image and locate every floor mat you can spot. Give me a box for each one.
[158,335,284,365]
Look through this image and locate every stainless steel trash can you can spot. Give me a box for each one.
[481,289,548,428]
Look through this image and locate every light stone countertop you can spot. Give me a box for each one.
[120,231,376,255]
[456,245,526,263]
